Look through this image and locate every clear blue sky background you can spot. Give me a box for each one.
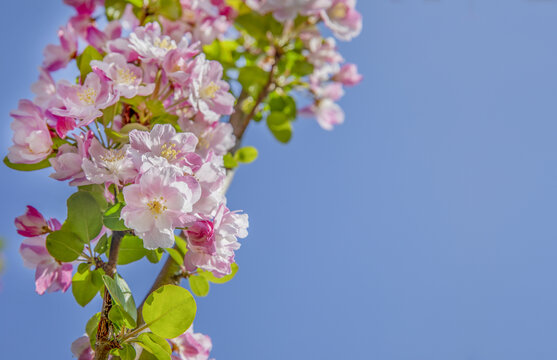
[2,1,557,359]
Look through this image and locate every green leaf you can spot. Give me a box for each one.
[188,276,210,297]
[86,313,101,347]
[117,235,148,265]
[166,248,184,266]
[199,263,239,284]
[234,146,258,164]
[105,0,130,21]
[223,153,238,169]
[46,230,84,262]
[291,60,314,77]
[174,235,188,257]
[268,93,297,121]
[136,332,171,360]
[78,185,109,212]
[146,249,164,263]
[76,46,103,82]
[203,40,238,69]
[238,66,268,97]
[142,285,196,339]
[159,0,182,20]
[106,128,129,143]
[3,155,53,172]
[72,267,104,306]
[126,0,143,6]
[102,274,137,327]
[109,303,135,329]
[235,12,282,41]
[66,191,103,242]
[113,344,136,360]
[267,113,292,143]
[94,234,109,254]
[104,203,128,231]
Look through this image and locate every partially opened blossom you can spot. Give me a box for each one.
[8,100,53,164]
[64,0,99,15]
[162,46,200,85]
[15,206,60,237]
[247,0,333,22]
[51,72,118,126]
[185,204,248,277]
[70,335,94,360]
[179,118,235,158]
[171,326,213,360]
[81,139,137,185]
[321,0,362,41]
[50,131,94,185]
[188,55,234,122]
[129,22,191,62]
[121,167,196,249]
[43,23,78,72]
[333,63,363,86]
[300,98,345,130]
[86,21,123,52]
[31,68,57,108]
[91,53,154,98]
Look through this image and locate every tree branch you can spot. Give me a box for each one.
[94,230,124,360]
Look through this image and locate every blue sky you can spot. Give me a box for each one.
[2,1,557,359]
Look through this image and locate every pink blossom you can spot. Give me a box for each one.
[171,326,213,360]
[91,53,154,98]
[31,68,57,108]
[247,0,332,22]
[70,335,94,360]
[43,24,78,72]
[306,36,344,80]
[15,206,60,237]
[51,72,118,126]
[332,63,362,86]
[129,23,190,63]
[86,21,122,51]
[179,118,235,158]
[82,139,137,185]
[121,167,196,249]
[8,100,53,164]
[128,124,199,171]
[19,232,73,295]
[300,99,345,130]
[185,204,248,277]
[50,131,93,185]
[188,55,234,122]
[64,0,99,15]
[321,0,362,41]
[162,46,200,85]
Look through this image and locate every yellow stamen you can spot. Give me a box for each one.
[147,197,167,215]
[154,37,176,51]
[117,67,138,85]
[329,3,348,19]
[200,82,220,99]
[78,88,97,105]
[160,143,179,161]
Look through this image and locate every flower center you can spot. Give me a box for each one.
[200,82,220,99]
[100,149,126,164]
[154,37,176,51]
[329,3,348,19]
[78,87,97,105]
[147,197,167,216]
[117,67,138,85]
[160,143,179,161]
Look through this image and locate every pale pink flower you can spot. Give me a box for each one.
[71,335,95,360]
[306,36,343,80]
[86,21,122,51]
[121,167,196,249]
[91,53,154,98]
[52,72,119,126]
[15,206,61,238]
[179,118,235,158]
[190,152,226,216]
[188,55,234,122]
[31,68,57,108]
[81,139,137,185]
[300,98,344,130]
[162,46,200,85]
[321,0,362,41]
[50,131,94,185]
[128,124,199,171]
[247,0,332,22]
[43,24,78,72]
[184,204,248,277]
[8,100,53,164]
[332,63,362,86]
[171,326,213,360]
[129,23,191,63]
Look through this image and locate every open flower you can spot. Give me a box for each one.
[247,0,332,22]
[81,139,137,185]
[170,326,213,360]
[121,167,196,249]
[91,53,154,98]
[321,0,362,41]
[42,23,78,72]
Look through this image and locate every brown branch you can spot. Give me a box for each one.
[94,230,125,360]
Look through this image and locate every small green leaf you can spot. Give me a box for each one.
[113,344,136,360]
[46,230,84,262]
[174,235,188,257]
[106,128,129,143]
[3,155,53,172]
[72,267,104,307]
[109,303,135,329]
[159,0,182,20]
[199,263,239,284]
[146,249,164,263]
[267,113,292,143]
[102,274,137,327]
[117,235,148,265]
[142,285,197,339]
[126,0,143,6]
[104,203,128,231]
[86,313,101,347]
[94,234,109,254]
[291,60,314,77]
[188,276,210,297]
[234,146,258,164]
[78,185,109,212]
[66,191,103,242]
[238,66,268,97]
[166,248,184,266]
[136,332,171,360]
[223,153,238,169]
[77,46,103,82]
